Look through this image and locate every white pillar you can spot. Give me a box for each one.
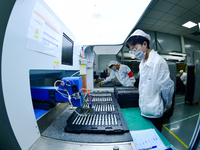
[180,35,185,53]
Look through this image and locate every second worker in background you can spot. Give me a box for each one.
[98,61,136,87]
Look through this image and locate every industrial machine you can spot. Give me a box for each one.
[31,77,93,119]
[31,77,129,134]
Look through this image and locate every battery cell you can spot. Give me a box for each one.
[92,97,113,102]
[92,93,112,97]
[65,92,129,134]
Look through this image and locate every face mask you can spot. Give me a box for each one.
[112,66,117,71]
[135,45,146,60]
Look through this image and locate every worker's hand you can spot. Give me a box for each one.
[129,83,134,87]
[97,81,103,86]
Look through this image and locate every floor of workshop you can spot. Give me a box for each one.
[161,94,200,150]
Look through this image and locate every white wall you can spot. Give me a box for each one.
[185,38,200,64]
[141,30,182,52]
[1,0,81,149]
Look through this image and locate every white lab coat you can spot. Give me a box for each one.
[180,72,187,85]
[103,64,135,86]
[139,50,174,118]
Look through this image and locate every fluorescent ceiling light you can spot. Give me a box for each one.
[93,45,122,55]
[131,56,136,59]
[169,52,187,57]
[118,52,135,58]
[185,44,191,48]
[44,0,151,45]
[157,39,164,43]
[161,55,185,61]
[182,21,197,28]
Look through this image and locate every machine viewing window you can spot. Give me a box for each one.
[61,33,74,66]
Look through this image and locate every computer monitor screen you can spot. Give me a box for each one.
[61,33,73,66]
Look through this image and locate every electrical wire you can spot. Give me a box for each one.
[67,91,89,116]
[65,80,73,87]
[69,79,75,85]
[54,79,88,116]
[83,92,89,105]
[71,70,80,77]
[79,88,91,104]
[54,80,68,98]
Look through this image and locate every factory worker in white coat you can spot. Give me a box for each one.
[126,29,174,132]
[180,70,187,85]
[98,61,135,87]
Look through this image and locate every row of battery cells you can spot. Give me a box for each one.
[117,90,137,94]
[92,93,112,97]
[92,97,113,102]
[72,114,118,126]
[93,104,115,112]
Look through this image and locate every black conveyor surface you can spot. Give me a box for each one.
[42,106,133,143]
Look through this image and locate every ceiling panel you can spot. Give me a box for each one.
[164,0,181,4]
[160,14,177,22]
[146,10,165,19]
[175,26,188,32]
[153,0,174,12]
[192,16,200,23]
[136,23,151,30]
[133,0,200,43]
[172,17,187,25]
[181,11,198,20]
[149,25,163,31]
[168,5,188,16]
[147,0,159,9]
[141,17,158,25]
[190,4,200,15]
[166,23,180,29]
[154,20,170,27]
[177,0,199,9]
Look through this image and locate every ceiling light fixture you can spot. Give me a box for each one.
[182,21,197,28]
[169,52,187,56]
[131,56,136,59]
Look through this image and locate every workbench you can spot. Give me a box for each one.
[31,97,176,150]
[121,107,176,149]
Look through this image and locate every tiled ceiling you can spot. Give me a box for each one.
[134,0,200,42]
